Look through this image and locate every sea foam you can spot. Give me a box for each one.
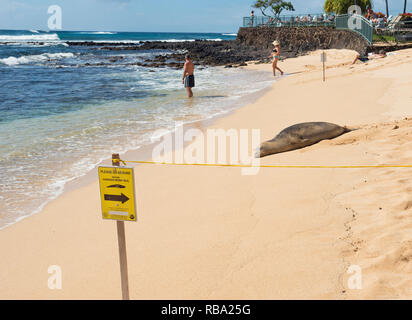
[80,31,118,35]
[0,52,74,66]
[0,34,60,42]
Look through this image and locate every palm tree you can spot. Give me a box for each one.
[385,0,389,17]
[324,0,372,15]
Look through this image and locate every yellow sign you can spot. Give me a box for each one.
[98,166,137,222]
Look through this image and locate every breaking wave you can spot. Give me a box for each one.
[0,34,60,42]
[0,52,74,66]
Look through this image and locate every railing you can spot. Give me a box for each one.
[399,19,412,29]
[374,19,412,44]
[242,14,378,45]
[373,16,412,30]
[335,14,373,45]
[243,14,336,28]
[392,20,412,43]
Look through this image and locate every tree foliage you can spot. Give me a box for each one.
[253,0,295,17]
[324,0,373,15]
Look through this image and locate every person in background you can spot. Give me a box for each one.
[182,54,195,98]
[251,10,255,27]
[352,50,387,64]
[269,40,284,77]
[366,7,374,20]
[377,16,385,28]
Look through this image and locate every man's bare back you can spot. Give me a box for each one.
[183,60,194,76]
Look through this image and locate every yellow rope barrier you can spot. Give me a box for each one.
[113,159,412,169]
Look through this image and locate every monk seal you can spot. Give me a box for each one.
[256,122,350,158]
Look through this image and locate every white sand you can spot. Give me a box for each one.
[1,48,411,299]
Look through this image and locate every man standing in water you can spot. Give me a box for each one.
[182,54,195,98]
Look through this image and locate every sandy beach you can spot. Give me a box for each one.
[1,48,411,300]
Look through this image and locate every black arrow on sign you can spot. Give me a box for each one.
[104,193,130,204]
[107,184,126,189]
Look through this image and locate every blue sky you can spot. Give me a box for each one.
[0,0,410,32]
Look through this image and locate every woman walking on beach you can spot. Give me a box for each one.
[269,40,284,77]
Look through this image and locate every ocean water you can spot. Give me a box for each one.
[0,30,272,229]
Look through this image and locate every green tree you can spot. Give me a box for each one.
[253,0,295,18]
[324,0,372,15]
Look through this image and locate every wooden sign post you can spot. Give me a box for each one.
[98,153,137,300]
[113,154,130,300]
[321,51,327,82]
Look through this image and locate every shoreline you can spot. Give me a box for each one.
[0,66,273,231]
[63,73,273,193]
[1,48,411,299]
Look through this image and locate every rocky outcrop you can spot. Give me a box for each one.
[67,40,275,67]
[237,26,371,55]
[63,27,373,68]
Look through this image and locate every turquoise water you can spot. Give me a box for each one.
[0,30,271,229]
[0,30,238,43]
